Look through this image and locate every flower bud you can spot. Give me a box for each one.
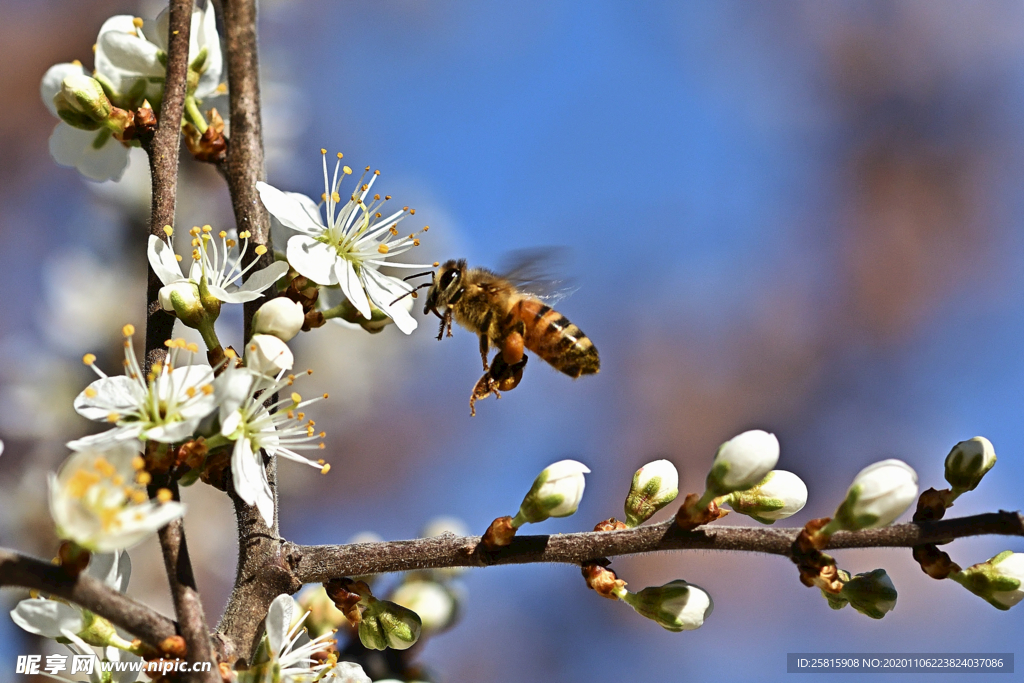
[951,551,1024,611]
[55,74,112,126]
[619,579,713,632]
[944,436,996,494]
[357,599,422,651]
[245,333,294,376]
[252,297,305,342]
[839,568,897,619]
[624,459,679,527]
[390,579,459,635]
[705,429,780,497]
[75,611,119,647]
[831,459,918,531]
[724,470,807,524]
[159,281,206,326]
[512,459,590,527]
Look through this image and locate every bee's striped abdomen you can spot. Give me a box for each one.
[511,298,599,378]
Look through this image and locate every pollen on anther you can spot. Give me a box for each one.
[322,393,329,399]
[389,226,398,235]
[378,244,390,254]
[374,194,381,200]
[337,152,343,159]
[255,245,268,256]
[319,443,325,449]
[385,195,392,200]
[122,324,135,337]
[202,224,212,233]
[201,384,213,395]
[156,488,173,503]
[433,261,440,267]
[175,255,183,262]
[413,239,421,246]
[163,225,174,236]
[71,59,83,67]
[423,226,430,231]
[343,166,353,175]
[410,209,416,215]
[186,342,199,353]
[85,387,98,398]
[130,491,148,504]
[83,353,97,366]
[331,191,341,203]
[361,184,369,192]
[136,471,152,485]
[186,387,197,398]
[219,231,227,238]
[321,148,327,155]
[132,17,143,28]
[132,456,145,470]
[291,392,302,403]
[320,463,331,474]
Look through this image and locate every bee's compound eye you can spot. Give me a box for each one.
[439,268,460,290]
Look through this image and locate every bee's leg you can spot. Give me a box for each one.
[478,334,491,370]
[436,313,446,341]
[470,371,501,417]
[500,322,526,367]
[436,309,453,341]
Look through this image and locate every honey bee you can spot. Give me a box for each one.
[415,255,599,414]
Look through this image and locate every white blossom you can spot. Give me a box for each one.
[49,444,185,552]
[256,151,433,334]
[513,459,590,526]
[148,227,288,307]
[40,62,129,182]
[706,429,780,496]
[953,551,1024,611]
[944,436,997,493]
[253,298,306,342]
[245,334,295,377]
[832,459,918,531]
[68,329,216,450]
[214,364,328,527]
[94,3,223,102]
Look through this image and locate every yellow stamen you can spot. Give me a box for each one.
[122,324,135,337]
[343,166,352,175]
[85,387,98,398]
[291,392,302,404]
[321,463,331,475]
[378,244,389,254]
[163,225,173,236]
[132,456,146,470]
[67,470,101,498]
[131,490,148,504]
[331,191,341,203]
[321,148,327,154]
[136,471,152,485]
[106,412,120,423]
[156,488,173,503]
[132,17,143,28]
[255,245,267,256]
[337,152,343,159]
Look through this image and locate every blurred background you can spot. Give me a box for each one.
[2,0,1023,681]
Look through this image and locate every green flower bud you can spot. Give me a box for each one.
[159,282,205,325]
[75,611,118,647]
[358,600,422,651]
[724,470,807,524]
[512,460,589,527]
[951,551,1024,611]
[840,568,897,619]
[619,579,714,632]
[944,436,996,494]
[830,459,918,532]
[624,459,679,527]
[56,74,112,125]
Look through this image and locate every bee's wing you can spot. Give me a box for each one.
[496,247,578,303]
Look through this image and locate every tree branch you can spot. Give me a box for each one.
[0,549,177,649]
[141,2,218,680]
[288,511,1024,581]
[215,0,299,665]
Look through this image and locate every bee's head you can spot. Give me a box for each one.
[424,259,465,317]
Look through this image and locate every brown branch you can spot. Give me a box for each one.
[288,511,1024,581]
[215,0,300,665]
[0,549,177,649]
[140,2,218,680]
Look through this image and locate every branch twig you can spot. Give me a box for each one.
[141,2,218,680]
[0,549,177,649]
[215,0,300,665]
[288,511,1024,581]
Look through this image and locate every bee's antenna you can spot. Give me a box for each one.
[390,281,433,306]
[403,271,435,282]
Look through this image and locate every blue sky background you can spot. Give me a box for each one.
[1,1,1023,681]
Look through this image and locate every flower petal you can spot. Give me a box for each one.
[266,594,295,657]
[363,268,418,334]
[256,182,324,235]
[233,260,289,295]
[40,63,87,117]
[286,236,338,285]
[10,599,83,638]
[147,235,185,286]
[74,375,145,421]
[193,2,224,99]
[231,438,274,526]
[49,124,130,182]
[336,259,371,319]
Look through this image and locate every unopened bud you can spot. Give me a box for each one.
[55,74,112,126]
[358,600,422,651]
[245,333,294,376]
[511,459,589,527]
[723,470,807,524]
[253,297,305,342]
[75,611,118,647]
[830,459,918,532]
[836,568,898,619]
[619,579,714,632]
[944,436,996,494]
[705,430,780,497]
[158,281,206,327]
[951,551,1024,611]
[624,459,678,527]
[390,580,459,635]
